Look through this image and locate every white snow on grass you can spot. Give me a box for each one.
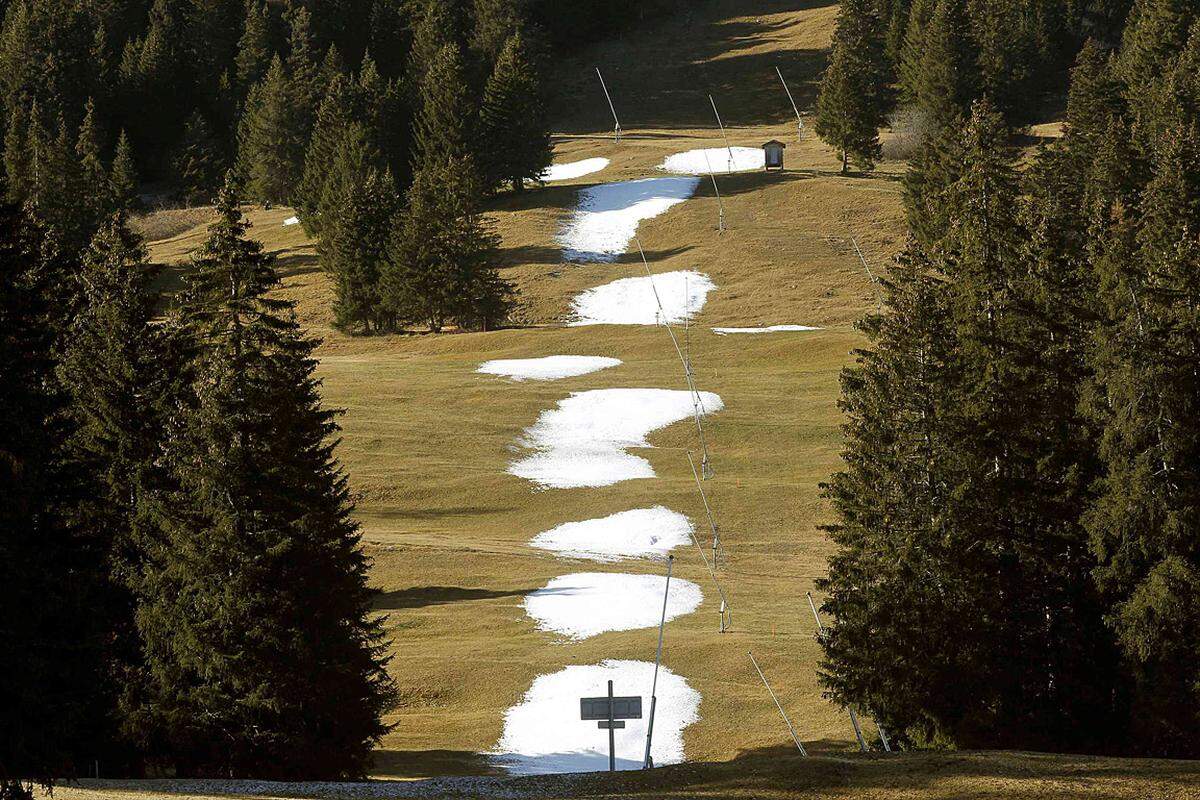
[524,572,702,640]
[530,506,694,562]
[713,324,822,335]
[556,177,700,262]
[478,355,621,382]
[659,146,765,175]
[539,157,610,183]
[493,660,700,774]
[570,270,715,326]
[282,215,300,226]
[508,388,723,489]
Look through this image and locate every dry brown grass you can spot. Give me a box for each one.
[117,0,1196,796]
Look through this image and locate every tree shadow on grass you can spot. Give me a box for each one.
[372,586,535,610]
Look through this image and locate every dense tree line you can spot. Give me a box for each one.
[819,0,1200,757]
[0,177,397,799]
[814,0,1136,169]
[0,0,556,336]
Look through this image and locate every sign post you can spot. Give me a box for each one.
[581,687,643,771]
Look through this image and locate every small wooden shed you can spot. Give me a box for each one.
[763,140,786,171]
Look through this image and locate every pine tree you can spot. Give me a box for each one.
[237,56,302,204]
[912,0,978,132]
[110,129,140,212]
[1085,116,1200,756]
[57,214,165,772]
[815,0,888,172]
[382,152,510,331]
[296,73,354,230]
[173,110,225,204]
[0,200,101,800]
[130,177,398,777]
[76,98,109,206]
[4,103,32,203]
[478,30,551,192]
[285,5,322,149]
[319,164,401,332]
[819,242,963,746]
[235,0,274,92]
[413,41,475,165]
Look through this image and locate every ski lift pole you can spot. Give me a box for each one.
[709,94,735,171]
[748,651,807,756]
[776,66,804,140]
[636,239,712,469]
[643,555,674,769]
[596,67,622,142]
[806,592,874,753]
[700,148,727,233]
[687,451,720,562]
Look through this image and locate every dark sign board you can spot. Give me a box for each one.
[580,695,643,721]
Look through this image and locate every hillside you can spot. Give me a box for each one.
[68,0,1193,796]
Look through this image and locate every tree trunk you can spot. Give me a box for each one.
[512,177,524,193]
[841,149,849,173]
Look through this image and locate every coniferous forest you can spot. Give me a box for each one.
[816,0,1200,759]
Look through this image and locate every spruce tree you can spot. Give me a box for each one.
[382,152,510,331]
[57,214,165,772]
[478,30,551,192]
[296,72,354,231]
[237,56,301,204]
[815,0,888,172]
[235,0,274,92]
[173,110,225,204]
[1085,116,1200,756]
[414,41,474,165]
[912,0,978,132]
[319,165,401,332]
[0,200,101,800]
[130,178,397,777]
[111,129,140,212]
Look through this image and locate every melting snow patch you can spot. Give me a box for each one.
[531,506,694,562]
[508,388,723,489]
[713,325,822,335]
[493,660,700,774]
[282,216,300,226]
[570,270,715,326]
[478,355,621,382]
[659,146,765,175]
[524,572,702,640]
[556,177,700,262]
[539,157,610,183]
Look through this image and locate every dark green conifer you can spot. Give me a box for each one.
[237,56,301,204]
[173,110,225,204]
[382,153,510,331]
[235,0,274,91]
[130,177,398,777]
[815,0,888,171]
[110,129,140,212]
[478,30,551,191]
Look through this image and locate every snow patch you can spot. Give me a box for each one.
[478,355,621,382]
[570,270,715,326]
[508,388,723,489]
[659,147,765,175]
[282,216,300,226]
[556,177,700,262]
[493,660,700,774]
[539,157,610,183]
[530,506,694,562]
[524,572,702,640]
[712,325,822,335]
